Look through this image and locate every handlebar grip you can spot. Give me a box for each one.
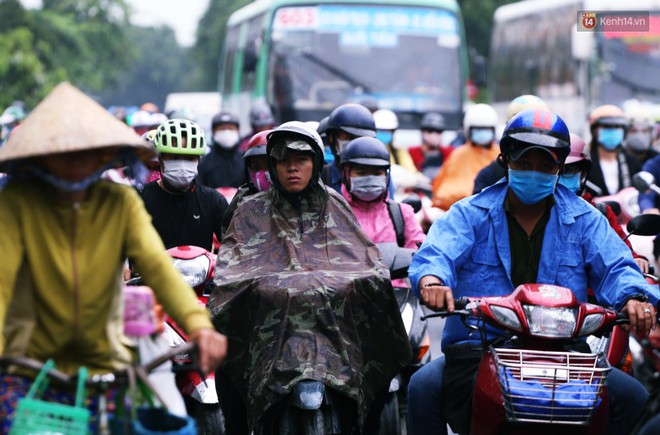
[454,297,470,310]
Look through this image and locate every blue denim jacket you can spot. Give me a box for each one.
[410,180,660,351]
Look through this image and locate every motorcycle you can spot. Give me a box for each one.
[376,242,431,435]
[423,283,628,434]
[161,245,225,435]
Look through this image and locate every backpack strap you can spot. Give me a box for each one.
[387,201,405,248]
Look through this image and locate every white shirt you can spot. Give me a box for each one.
[600,159,619,194]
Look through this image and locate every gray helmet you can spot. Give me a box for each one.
[420,112,446,131]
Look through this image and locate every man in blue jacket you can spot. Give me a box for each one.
[407,108,660,435]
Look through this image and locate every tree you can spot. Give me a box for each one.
[190,0,252,91]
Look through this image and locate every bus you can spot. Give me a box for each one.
[219,0,468,144]
[489,0,660,136]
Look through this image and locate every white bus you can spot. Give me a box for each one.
[489,0,660,135]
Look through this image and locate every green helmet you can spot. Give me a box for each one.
[154,119,206,155]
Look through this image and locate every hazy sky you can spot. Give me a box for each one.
[19,0,211,46]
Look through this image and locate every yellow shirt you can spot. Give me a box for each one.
[431,143,501,210]
[0,180,212,374]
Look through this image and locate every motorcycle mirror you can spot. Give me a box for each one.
[602,201,621,217]
[401,196,422,214]
[632,171,656,193]
[626,214,660,237]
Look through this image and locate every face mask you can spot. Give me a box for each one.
[470,128,495,146]
[249,169,271,192]
[162,160,198,190]
[350,175,388,202]
[422,131,443,148]
[214,130,239,149]
[558,173,581,194]
[336,139,351,155]
[598,128,624,151]
[508,169,558,205]
[626,132,653,152]
[376,131,394,145]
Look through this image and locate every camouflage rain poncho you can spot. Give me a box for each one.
[208,183,411,430]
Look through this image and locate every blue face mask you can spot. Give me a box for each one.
[470,128,495,146]
[508,169,558,205]
[558,173,581,194]
[598,128,625,150]
[376,131,394,145]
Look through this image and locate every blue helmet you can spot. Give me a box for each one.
[327,104,377,138]
[340,137,391,168]
[500,109,571,164]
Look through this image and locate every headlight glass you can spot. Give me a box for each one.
[578,313,604,336]
[523,305,577,338]
[172,255,210,288]
[491,305,522,331]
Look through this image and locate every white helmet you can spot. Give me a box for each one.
[626,104,654,128]
[464,103,498,131]
[373,109,399,131]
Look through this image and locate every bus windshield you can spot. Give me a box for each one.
[598,13,660,103]
[268,4,462,125]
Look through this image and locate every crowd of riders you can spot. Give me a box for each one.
[2,85,660,434]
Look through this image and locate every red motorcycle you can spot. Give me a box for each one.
[162,245,225,435]
[424,283,628,434]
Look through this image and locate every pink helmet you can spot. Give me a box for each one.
[564,133,590,168]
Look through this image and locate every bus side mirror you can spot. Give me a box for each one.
[571,23,594,61]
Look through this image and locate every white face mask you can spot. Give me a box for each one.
[214,130,240,149]
[161,160,198,190]
[336,139,351,155]
[350,175,388,202]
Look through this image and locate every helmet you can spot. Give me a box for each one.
[154,119,206,155]
[267,121,323,162]
[317,116,329,137]
[141,129,158,146]
[340,137,391,168]
[565,133,590,169]
[589,105,627,127]
[267,121,325,188]
[373,109,399,131]
[359,96,379,113]
[464,104,498,131]
[243,130,271,159]
[500,109,571,164]
[249,102,275,128]
[505,95,548,121]
[211,111,240,130]
[327,104,376,137]
[420,112,446,131]
[140,102,159,113]
[0,105,26,125]
[129,110,167,128]
[626,105,655,128]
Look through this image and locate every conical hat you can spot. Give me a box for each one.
[0,82,155,164]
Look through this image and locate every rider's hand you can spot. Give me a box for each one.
[419,276,454,312]
[189,328,228,375]
[635,257,650,274]
[624,299,657,336]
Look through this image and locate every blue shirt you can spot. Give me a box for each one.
[410,180,660,351]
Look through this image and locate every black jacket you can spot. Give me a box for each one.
[198,143,246,188]
[141,181,228,251]
[586,146,642,197]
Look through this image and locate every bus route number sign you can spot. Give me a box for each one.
[274,7,317,29]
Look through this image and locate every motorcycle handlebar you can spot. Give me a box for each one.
[420,297,473,321]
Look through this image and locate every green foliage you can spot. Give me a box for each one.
[191,0,252,90]
[0,0,133,110]
[97,25,192,109]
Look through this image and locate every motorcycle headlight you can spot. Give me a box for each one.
[523,305,577,338]
[172,256,210,288]
[578,313,604,336]
[163,323,187,347]
[491,305,522,331]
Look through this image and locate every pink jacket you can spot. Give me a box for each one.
[341,185,425,287]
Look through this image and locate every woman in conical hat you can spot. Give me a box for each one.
[0,83,227,429]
